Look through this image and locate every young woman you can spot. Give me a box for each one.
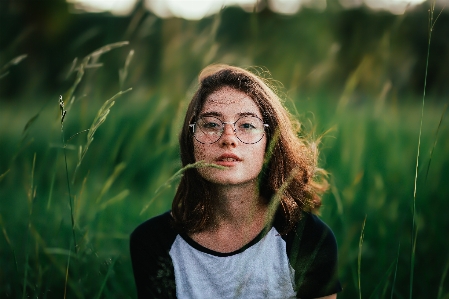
[130,65,342,299]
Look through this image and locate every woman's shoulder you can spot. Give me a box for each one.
[277,212,337,252]
[301,212,337,245]
[130,211,178,249]
[130,211,178,298]
[279,212,342,297]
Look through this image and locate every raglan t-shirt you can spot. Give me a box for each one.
[130,211,342,299]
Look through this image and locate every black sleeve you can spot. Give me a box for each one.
[285,213,342,299]
[130,212,178,299]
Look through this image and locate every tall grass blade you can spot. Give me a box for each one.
[22,153,36,299]
[358,215,367,299]
[66,57,78,79]
[292,225,328,291]
[0,54,27,72]
[0,214,19,276]
[63,142,77,253]
[66,129,90,144]
[64,41,129,112]
[63,242,72,299]
[22,113,39,135]
[60,95,78,252]
[96,163,126,203]
[74,175,89,223]
[46,172,56,210]
[30,153,36,204]
[368,259,396,299]
[390,243,400,299]
[432,4,446,27]
[44,247,78,257]
[21,261,29,299]
[119,49,134,89]
[29,225,83,298]
[64,57,86,112]
[410,224,418,299]
[99,189,129,211]
[266,166,300,226]
[425,103,447,182]
[140,161,225,215]
[0,54,27,79]
[94,257,117,299]
[330,176,344,216]
[0,169,10,182]
[72,88,132,184]
[410,2,437,298]
[437,257,449,299]
[88,41,129,57]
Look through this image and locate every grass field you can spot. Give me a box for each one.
[1,3,449,299]
[1,78,448,298]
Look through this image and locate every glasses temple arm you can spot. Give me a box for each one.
[189,124,195,132]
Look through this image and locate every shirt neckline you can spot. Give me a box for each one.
[179,226,273,257]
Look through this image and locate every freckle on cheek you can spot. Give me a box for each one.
[194,145,208,162]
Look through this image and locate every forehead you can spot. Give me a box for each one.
[200,87,261,118]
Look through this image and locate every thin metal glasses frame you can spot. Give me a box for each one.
[189,116,269,144]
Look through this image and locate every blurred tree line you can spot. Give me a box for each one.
[1,0,448,102]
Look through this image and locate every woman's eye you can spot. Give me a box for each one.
[240,123,256,130]
[203,122,219,129]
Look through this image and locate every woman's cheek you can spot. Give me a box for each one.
[193,143,208,162]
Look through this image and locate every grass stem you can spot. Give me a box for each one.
[390,243,400,299]
[410,2,437,298]
[63,242,72,299]
[95,257,117,299]
[425,103,447,182]
[22,153,36,299]
[60,95,78,253]
[358,215,367,299]
[437,256,449,299]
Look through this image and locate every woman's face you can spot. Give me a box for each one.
[193,86,267,186]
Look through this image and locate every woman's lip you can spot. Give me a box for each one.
[216,154,242,161]
[214,154,242,167]
[215,160,240,167]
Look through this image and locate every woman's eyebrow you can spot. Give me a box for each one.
[199,111,222,118]
[238,112,259,118]
[199,111,261,118]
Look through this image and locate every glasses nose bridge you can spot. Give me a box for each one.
[221,121,237,134]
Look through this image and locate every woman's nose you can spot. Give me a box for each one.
[222,123,235,135]
[219,123,238,146]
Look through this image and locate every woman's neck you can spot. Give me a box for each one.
[208,180,267,231]
[189,179,269,253]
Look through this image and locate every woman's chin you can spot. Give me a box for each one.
[201,173,256,186]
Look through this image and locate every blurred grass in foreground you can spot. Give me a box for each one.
[1,3,449,299]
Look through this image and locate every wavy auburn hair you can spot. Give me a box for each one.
[172,64,328,234]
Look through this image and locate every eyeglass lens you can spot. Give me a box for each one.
[194,116,266,144]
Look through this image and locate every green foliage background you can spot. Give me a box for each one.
[1,1,448,298]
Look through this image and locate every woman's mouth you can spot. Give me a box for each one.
[215,154,241,166]
[219,157,237,162]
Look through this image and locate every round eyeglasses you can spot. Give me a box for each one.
[190,116,269,144]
